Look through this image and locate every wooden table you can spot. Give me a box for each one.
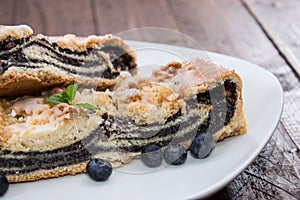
[1,0,299,199]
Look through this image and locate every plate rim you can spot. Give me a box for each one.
[4,40,284,200]
[127,40,284,198]
[188,50,284,199]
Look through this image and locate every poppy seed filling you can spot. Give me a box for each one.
[0,25,246,183]
[0,80,237,176]
[0,36,136,79]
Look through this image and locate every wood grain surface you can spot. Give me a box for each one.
[244,0,300,79]
[0,0,299,199]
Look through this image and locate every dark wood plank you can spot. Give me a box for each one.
[280,86,300,150]
[11,0,95,36]
[212,123,300,200]
[243,0,300,79]
[0,1,299,199]
[167,0,300,198]
[243,0,300,150]
[167,0,280,65]
[92,0,182,44]
[92,0,178,35]
[0,0,15,25]
[168,0,300,147]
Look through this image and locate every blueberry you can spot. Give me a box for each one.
[141,143,163,167]
[163,144,187,165]
[190,131,216,159]
[0,174,9,197]
[86,159,113,182]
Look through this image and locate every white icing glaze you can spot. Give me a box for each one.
[7,97,76,136]
[12,97,50,116]
[49,34,114,51]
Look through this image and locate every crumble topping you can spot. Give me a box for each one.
[113,72,184,124]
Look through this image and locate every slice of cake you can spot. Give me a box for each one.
[0,58,246,183]
[0,25,137,97]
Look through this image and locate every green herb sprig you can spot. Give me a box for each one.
[44,84,100,110]
[75,103,101,110]
[44,84,78,105]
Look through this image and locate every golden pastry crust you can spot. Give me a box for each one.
[49,34,134,53]
[0,25,137,97]
[0,25,33,40]
[0,88,115,151]
[0,67,75,97]
[153,59,247,141]
[0,39,246,183]
[6,152,140,183]
[0,66,118,97]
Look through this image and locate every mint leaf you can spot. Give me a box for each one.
[44,84,78,105]
[44,84,101,111]
[65,84,78,104]
[44,94,64,105]
[76,103,101,110]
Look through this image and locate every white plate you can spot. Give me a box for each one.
[4,41,283,200]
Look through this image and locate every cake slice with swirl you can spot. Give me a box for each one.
[0,25,137,97]
[0,58,247,183]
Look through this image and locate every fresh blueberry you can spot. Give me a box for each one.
[141,143,163,167]
[86,159,113,182]
[190,131,216,159]
[163,144,187,165]
[0,173,9,197]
